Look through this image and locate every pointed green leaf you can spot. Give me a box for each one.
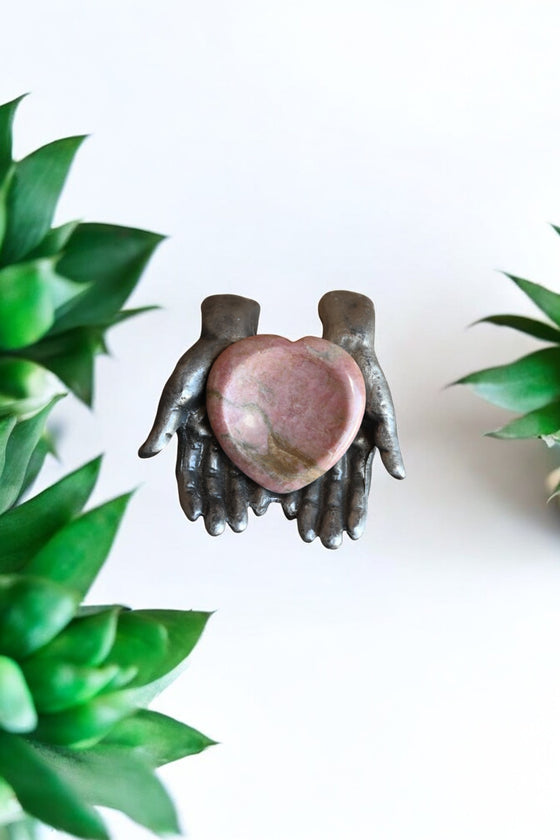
[19,326,104,406]
[454,347,560,413]
[0,732,108,839]
[0,358,53,419]
[487,400,560,440]
[0,397,61,513]
[30,606,121,667]
[104,613,168,687]
[0,95,26,183]
[0,575,78,658]
[0,258,84,351]
[107,305,161,326]
[505,273,560,328]
[474,314,560,343]
[21,660,121,714]
[0,415,16,477]
[0,656,37,733]
[15,429,56,503]
[52,223,164,333]
[1,135,86,264]
[0,458,102,574]
[33,690,136,748]
[27,220,80,259]
[35,744,180,836]
[0,166,14,253]
[0,259,60,350]
[104,709,216,766]
[24,493,132,599]
[134,610,211,681]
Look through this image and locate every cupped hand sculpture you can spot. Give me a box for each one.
[139,291,404,548]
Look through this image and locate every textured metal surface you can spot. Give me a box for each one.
[139,291,404,548]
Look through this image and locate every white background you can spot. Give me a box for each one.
[3,2,560,838]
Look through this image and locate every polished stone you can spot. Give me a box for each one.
[206,335,366,493]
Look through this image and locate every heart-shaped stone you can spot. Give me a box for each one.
[206,335,366,493]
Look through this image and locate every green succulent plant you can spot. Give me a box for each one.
[0,401,213,839]
[455,238,560,494]
[0,95,215,839]
[0,93,163,418]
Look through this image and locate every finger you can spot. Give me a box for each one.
[318,291,375,349]
[249,483,273,517]
[201,295,260,342]
[224,461,249,533]
[372,411,405,479]
[280,489,301,520]
[176,425,204,522]
[200,438,227,536]
[318,458,346,550]
[139,400,184,458]
[346,436,375,540]
[297,475,324,543]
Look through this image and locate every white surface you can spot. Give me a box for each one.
[3,2,560,838]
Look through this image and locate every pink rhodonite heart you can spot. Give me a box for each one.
[206,335,366,494]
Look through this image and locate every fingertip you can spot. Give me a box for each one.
[229,512,248,533]
[298,524,317,543]
[138,441,158,458]
[380,449,406,479]
[391,463,406,480]
[139,429,174,458]
[205,509,226,536]
[320,529,343,550]
[280,491,300,520]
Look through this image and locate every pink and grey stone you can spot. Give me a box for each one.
[206,335,366,494]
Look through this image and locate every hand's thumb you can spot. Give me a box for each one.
[138,408,181,458]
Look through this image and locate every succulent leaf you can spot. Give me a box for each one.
[27,220,80,260]
[30,607,121,667]
[0,136,86,265]
[454,347,560,413]
[35,744,180,836]
[505,273,560,328]
[0,415,16,477]
[24,493,132,599]
[129,611,212,706]
[135,610,212,680]
[20,660,122,714]
[0,397,61,514]
[104,613,169,688]
[0,259,76,350]
[32,690,137,748]
[473,314,560,344]
[486,399,560,440]
[0,95,26,183]
[0,656,37,733]
[0,575,79,658]
[0,168,14,254]
[0,732,109,840]
[52,223,165,333]
[0,358,54,418]
[16,430,55,503]
[17,326,105,407]
[0,457,102,574]
[104,709,216,766]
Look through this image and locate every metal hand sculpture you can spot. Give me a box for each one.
[139,291,404,547]
[279,291,405,547]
